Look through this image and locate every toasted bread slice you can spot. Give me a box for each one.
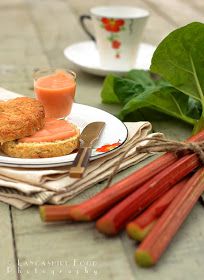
[0,97,45,143]
[2,128,80,158]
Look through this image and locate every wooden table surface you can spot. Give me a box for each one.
[1,1,204,279]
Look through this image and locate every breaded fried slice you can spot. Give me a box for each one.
[0,97,45,143]
[2,127,80,158]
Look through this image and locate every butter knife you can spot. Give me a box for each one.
[69,122,105,178]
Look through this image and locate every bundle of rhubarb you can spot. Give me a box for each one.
[40,128,204,267]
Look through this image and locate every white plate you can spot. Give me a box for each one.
[0,103,128,168]
[64,41,156,76]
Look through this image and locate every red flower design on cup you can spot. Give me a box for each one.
[101,18,125,33]
[112,40,121,49]
[100,18,125,59]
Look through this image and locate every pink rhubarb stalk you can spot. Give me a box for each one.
[126,179,187,241]
[135,168,204,267]
[96,154,200,235]
[69,130,204,222]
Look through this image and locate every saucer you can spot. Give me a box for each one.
[64,41,156,76]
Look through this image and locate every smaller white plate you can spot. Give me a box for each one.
[64,41,156,76]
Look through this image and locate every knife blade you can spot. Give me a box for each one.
[69,122,105,178]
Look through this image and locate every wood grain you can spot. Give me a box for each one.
[0,204,17,280]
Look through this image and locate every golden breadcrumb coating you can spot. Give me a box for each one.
[2,125,80,158]
[0,97,45,143]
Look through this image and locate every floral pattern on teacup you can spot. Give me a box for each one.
[101,18,125,32]
[100,18,126,59]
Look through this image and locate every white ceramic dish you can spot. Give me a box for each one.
[0,103,128,168]
[64,40,156,76]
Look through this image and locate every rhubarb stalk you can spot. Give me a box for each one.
[135,168,204,267]
[126,179,187,241]
[68,130,204,222]
[96,153,200,235]
[40,205,75,222]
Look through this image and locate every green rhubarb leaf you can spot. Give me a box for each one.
[119,86,197,125]
[124,70,156,87]
[114,77,145,104]
[101,75,120,104]
[151,22,204,105]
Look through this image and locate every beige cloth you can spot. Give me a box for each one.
[0,88,163,209]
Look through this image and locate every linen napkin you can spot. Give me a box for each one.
[0,88,163,209]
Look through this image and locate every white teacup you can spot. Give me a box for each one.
[80,6,149,70]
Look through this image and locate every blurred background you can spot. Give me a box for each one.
[0,0,203,101]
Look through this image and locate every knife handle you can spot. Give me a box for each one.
[69,147,92,178]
